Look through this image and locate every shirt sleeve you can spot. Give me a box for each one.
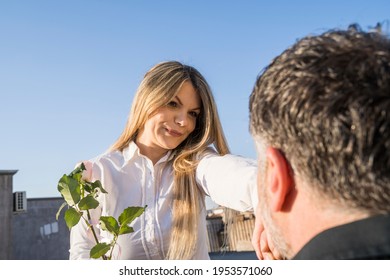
[69,160,104,260]
[196,150,258,212]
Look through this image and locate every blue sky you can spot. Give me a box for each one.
[1,0,389,199]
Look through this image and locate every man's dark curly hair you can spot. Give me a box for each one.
[250,24,390,214]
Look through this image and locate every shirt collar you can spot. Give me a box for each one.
[122,141,139,162]
[122,141,172,165]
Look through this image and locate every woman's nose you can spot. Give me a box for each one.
[175,111,188,126]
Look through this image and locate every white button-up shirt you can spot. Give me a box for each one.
[69,141,258,259]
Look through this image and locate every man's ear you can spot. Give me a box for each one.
[266,147,293,212]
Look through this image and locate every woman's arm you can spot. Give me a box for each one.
[196,151,258,212]
[196,151,283,260]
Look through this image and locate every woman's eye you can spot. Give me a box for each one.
[167,101,178,108]
[189,111,199,118]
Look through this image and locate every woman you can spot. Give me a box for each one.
[69,61,258,259]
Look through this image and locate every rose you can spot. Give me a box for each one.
[56,163,146,259]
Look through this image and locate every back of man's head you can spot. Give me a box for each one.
[250,24,390,214]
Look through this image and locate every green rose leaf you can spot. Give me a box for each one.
[64,208,82,229]
[99,216,120,236]
[90,242,111,259]
[73,173,82,183]
[91,180,108,194]
[118,206,146,226]
[82,181,93,193]
[57,175,81,206]
[119,224,134,235]
[55,201,68,220]
[78,195,99,210]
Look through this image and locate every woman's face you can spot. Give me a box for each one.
[137,81,202,157]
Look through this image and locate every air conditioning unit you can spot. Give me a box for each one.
[13,191,27,213]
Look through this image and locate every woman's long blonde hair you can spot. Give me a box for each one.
[110,61,229,259]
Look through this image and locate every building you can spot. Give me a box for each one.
[12,197,69,259]
[206,207,257,260]
[0,170,18,259]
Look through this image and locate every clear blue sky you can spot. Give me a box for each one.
[1,0,389,198]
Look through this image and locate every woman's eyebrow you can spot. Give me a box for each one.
[174,96,183,105]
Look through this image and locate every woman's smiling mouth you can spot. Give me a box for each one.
[165,128,183,137]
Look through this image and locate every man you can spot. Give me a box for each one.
[250,24,390,259]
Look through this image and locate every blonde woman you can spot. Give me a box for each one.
[69,61,258,260]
